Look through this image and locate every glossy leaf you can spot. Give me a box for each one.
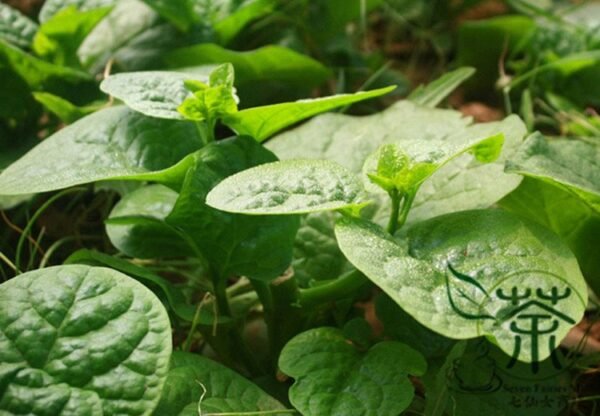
[39,0,116,22]
[154,352,287,416]
[267,101,525,224]
[106,184,194,259]
[0,265,171,415]
[101,71,208,119]
[225,86,395,142]
[166,43,331,87]
[65,249,220,324]
[0,106,203,195]
[207,159,367,215]
[279,327,426,416]
[506,133,600,212]
[166,136,300,280]
[500,178,600,296]
[335,210,587,362]
[0,3,38,49]
[77,0,181,73]
[408,66,475,108]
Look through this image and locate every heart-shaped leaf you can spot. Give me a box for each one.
[335,210,587,362]
[279,327,426,416]
[206,159,367,215]
[39,0,116,23]
[506,133,600,213]
[0,265,172,415]
[0,106,204,195]
[154,352,288,416]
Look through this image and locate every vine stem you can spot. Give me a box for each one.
[298,269,368,308]
[387,189,401,234]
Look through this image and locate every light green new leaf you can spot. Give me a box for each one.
[0,3,38,49]
[408,66,475,108]
[39,0,116,22]
[177,64,239,122]
[335,210,587,362]
[0,106,204,195]
[207,159,367,215]
[33,6,111,67]
[166,43,331,87]
[100,71,208,119]
[224,86,395,142]
[506,133,600,213]
[33,92,102,123]
[140,0,195,31]
[106,184,194,259]
[0,265,171,415]
[267,101,526,224]
[279,327,426,416]
[166,136,300,281]
[154,352,288,416]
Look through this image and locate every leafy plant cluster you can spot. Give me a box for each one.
[0,0,599,415]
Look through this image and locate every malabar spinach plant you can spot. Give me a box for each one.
[0,2,599,415]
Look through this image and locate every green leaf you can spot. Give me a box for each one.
[0,106,204,195]
[335,210,587,362]
[0,39,91,89]
[500,178,600,296]
[267,101,526,224]
[77,0,183,73]
[375,294,455,359]
[39,0,116,22]
[408,67,475,108]
[166,136,300,280]
[100,71,209,120]
[506,133,600,213]
[224,86,395,142]
[0,264,171,415]
[0,3,38,49]
[206,159,367,215]
[154,352,288,416]
[279,327,426,416]
[33,91,102,123]
[33,6,111,67]
[166,43,331,87]
[177,64,239,122]
[292,212,351,286]
[106,184,194,259]
[140,0,195,31]
[65,249,220,324]
[214,0,276,45]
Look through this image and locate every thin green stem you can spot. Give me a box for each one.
[15,187,85,273]
[502,86,513,115]
[387,189,402,234]
[396,191,416,231]
[299,269,368,309]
